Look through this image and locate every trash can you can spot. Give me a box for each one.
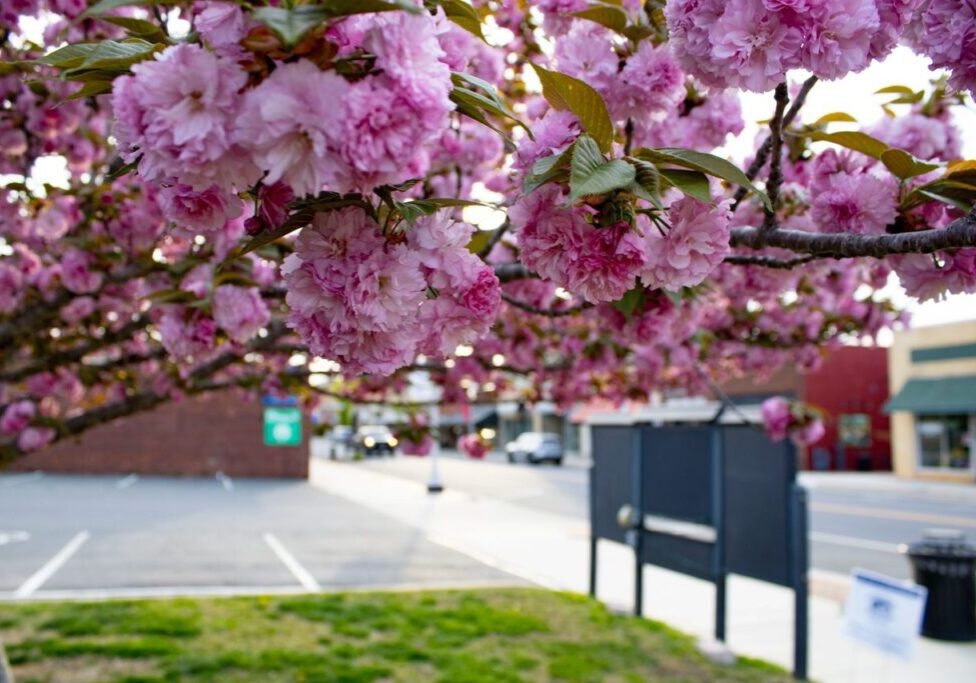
[905,530,976,641]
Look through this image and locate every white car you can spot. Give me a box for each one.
[505,432,563,465]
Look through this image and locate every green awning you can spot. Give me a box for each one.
[884,376,976,414]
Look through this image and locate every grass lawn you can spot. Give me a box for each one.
[0,588,791,683]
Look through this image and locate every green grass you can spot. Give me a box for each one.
[0,588,792,682]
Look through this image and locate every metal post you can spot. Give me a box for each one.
[632,426,644,617]
[427,404,444,494]
[589,459,598,597]
[711,426,727,642]
[589,535,598,597]
[791,484,809,680]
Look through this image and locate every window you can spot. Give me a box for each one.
[917,414,973,470]
[839,414,871,448]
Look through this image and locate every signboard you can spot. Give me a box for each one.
[843,569,927,660]
[263,407,302,447]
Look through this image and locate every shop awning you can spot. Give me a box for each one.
[884,376,976,414]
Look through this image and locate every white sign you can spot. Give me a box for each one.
[843,568,928,660]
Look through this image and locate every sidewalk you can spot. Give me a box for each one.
[310,459,976,683]
[800,471,976,501]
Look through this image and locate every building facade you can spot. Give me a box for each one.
[886,321,976,483]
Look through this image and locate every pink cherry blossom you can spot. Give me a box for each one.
[60,248,103,294]
[157,183,243,237]
[810,172,898,235]
[112,43,257,191]
[212,285,270,344]
[641,198,732,290]
[17,427,55,452]
[236,60,350,197]
[761,396,792,441]
[1,400,34,435]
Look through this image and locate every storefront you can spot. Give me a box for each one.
[885,321,976,483]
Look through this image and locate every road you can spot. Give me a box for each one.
[360,451,976,580]
[0,472,520,600]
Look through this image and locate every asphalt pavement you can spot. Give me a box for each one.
[0,471,521,600]
[359,450,976,580]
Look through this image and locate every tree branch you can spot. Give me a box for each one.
[478,220,511,259]
[732,76,818,212]
[762,83,790,232]
[729,209,976,258]
[723,254,816,269]
[501,293,592,316]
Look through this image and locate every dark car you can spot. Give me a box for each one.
[353,425,398,457]
[505,432,563,465]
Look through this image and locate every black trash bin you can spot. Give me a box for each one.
[905,532,976,642]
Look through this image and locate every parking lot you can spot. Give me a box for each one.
[0,472,521,600]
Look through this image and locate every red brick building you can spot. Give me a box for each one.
[722,346,891,471]
[8,393,309,478]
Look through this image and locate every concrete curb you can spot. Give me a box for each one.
[0,640,15,683]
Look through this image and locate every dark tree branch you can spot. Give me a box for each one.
[730,209,976,258]
[732,76,818,212]
[723,254,816,269]
[762,83,790,233]
[501,293,592,316]
[494,262,537,282]
[478,220,511,259]
[0,316,149,382]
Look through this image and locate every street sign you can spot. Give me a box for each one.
[263,407,302,447]
[843,568,927,660]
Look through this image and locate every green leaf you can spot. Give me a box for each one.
[450,74,528,132]
[57,39,159,79]
[97,16,169,43]
[440,0,485,40]
[915,189,974,213]
[394,197,483,223]
[634,147,770,209]
[880,148,940,181]
[658,168,711,203]
[67,79,114,99]
[465,229,493,255]
[807,130,889,160]
[252,6,330,47]
[572,4,628,32]
[522,144,574,195]
[146,288,198,304]
[812,112,857,126]
[875,85,917,96]
[612,286,646,318]
[36,43,99,68]
[80,0,154,19]
[531,64,614,154]
[627,159,660,204]
[326,0,421,14]
[569,135,635,200]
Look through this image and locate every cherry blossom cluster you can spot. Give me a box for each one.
[666,0,922,92]
[283,208,500,374]
[761,396,826,446]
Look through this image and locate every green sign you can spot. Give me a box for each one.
[263,407,302,447]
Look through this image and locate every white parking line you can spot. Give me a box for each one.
[0,531,30,546]
[14,531,90,599]
[216,471,234,491]
[115,474,139,490]
[0,471,43,487]
[263,533,320,592]
[810,531,901,554]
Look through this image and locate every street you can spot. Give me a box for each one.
[360,451,976,580]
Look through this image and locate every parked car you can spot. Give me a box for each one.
[505,432,563,465]
[353,425,398,457]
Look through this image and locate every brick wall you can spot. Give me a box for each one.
[8,393,308,478]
